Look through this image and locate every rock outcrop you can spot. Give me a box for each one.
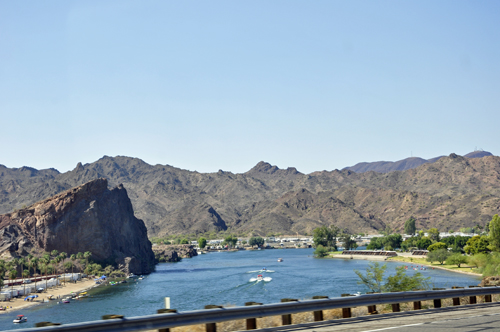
[152,244,198,262]
[0,178,155,274]
[479,276,500,287]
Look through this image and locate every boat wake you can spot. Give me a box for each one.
[249,277,272,282]
[247,269,275,273]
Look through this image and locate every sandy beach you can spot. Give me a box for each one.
[0,279,99,314]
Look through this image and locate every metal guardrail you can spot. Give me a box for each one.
[6,286,500,332]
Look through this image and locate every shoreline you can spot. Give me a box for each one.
[329,253,483,278]
[0,279,99,314]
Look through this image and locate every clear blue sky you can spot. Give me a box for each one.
[1,1,499,174]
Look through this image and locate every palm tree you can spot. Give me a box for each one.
[51,250,59,259]
[28,257,39,291]
[22,269,29,295]
[19,258,26,281]
[70,254,76,279]
[59,253,67,284]
[76,252,84,273]
[9,268,17,295]
[0,260,6,293]
[64,261,73,283]
[39,255,50,291]
[84,251,92,271]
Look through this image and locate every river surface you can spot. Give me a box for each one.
[0,248,481,330]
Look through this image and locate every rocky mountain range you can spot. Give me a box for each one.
[343,150,492,173]
[1,152,499,237]
[0,178,155,274]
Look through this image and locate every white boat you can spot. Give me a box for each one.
[249,274,272,282]
[277,258,283,262]
[13,315,27,323]
[126,273,137,279]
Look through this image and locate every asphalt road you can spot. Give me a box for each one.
[248,302,500,332]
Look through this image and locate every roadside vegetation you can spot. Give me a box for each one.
[311,214,500,277]
[355,262,431,292]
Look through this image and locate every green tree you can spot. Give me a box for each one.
[9,268,17,294]
[416,237,433,250]
[464,235,490,255]
[198,237,207,249]
[249,237,265,248]
[354,262,387,293]
[446,253,468,268]
[488,214,500,251]
[384,234,403,250]
[404,217,416,235]
[427,228,440,242]
[427,242,447,252]
[223,235,238,249]
[104,265,114,276]
[467,253,488,268]
[312,226,339,251]
[69,254,76,276]
[22,269,30,295]
[313,245,329,258]
[0,260,5,293]
[64,261,73,281]
[51,249,59,258]
[366,237,384,250]
[340,233,357,250]
[84,251,92,269]
[385,266,431,292]
[426,248,450,265]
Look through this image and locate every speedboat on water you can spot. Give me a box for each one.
[277,258,283,262]
[13,315,27,323]
[249,274,272,282]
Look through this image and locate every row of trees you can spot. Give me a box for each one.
[312,226,358,257]
[196,236,266,250]
[0,250,96,294]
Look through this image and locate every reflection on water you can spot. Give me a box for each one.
[0,248,481,330]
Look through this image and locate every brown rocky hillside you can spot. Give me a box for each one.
[1,153,499,237]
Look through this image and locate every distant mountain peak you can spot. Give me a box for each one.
[344,151,493,174]
[247,161,280,174]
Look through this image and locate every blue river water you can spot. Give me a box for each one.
[0,248,481,330]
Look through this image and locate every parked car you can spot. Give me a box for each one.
[22,279,32,284]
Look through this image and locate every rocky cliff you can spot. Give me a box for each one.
[0,178,155,274]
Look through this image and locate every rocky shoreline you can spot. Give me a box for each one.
[152,244,198,262]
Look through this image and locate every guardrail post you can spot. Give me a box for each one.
[366,292,378,314]
[341,294,354,318]
[432,288,445,308]
[280,298,298,325]
[204,305,223,332]
[156,309,177,332]
[485,294,492,303]
[469,286,478,304]
[391,303,400,312]
[413,301,421,310]
[312,296,328,321]
[245,302,262,330]
[452,286,463,306]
